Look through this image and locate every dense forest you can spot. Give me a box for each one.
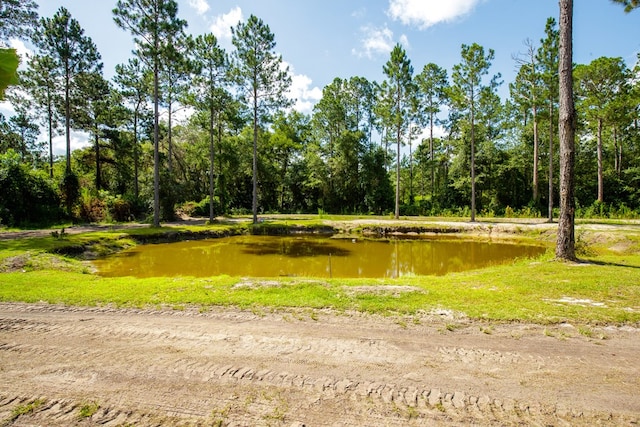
[1,1,639,228]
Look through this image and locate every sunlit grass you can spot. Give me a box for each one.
[1,219,639,325]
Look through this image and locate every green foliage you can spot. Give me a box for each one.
[113,0,188,227]
[77,188,106,222]
[178,196,221,218]
[576,201,640,219]
[1,9,638,228]
[34,6,103,172]
[0,0,39,42]
[61,169,80,215]
[382,44,415,218]
[231,14,293,222]
[78,401,100,419]
[611,0,640,13]
[8,398,45,424]
[159,169,179,221]
[76,189,142,223]
[0,48,19,99]
[0,150,62,227]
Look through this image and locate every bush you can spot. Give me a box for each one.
[177,196,221,218]
[110,198,132,222]
[61,169,80,215]
[576,201,640,220]
[77,188,106,223]
[75,190,142,223]
[0,150,62,227]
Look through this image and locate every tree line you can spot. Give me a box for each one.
[1,0,639,234]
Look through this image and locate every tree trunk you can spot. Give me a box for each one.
[152,55,160,227]
[614,128,619,176]
[252,88,259,224]
[209,106,215,223]
[65,61,71,173]
[470,87,476,223]
[395,124,400,219]
[133,109,139,200]
[429,110,435,200]
[555,0,577,261]
[614,128,622,177]
[95,132,101,191]
[408,123,414,205]
[168,100,173,172]
[533,105,539,203]
[597,117,604,203]
[217,123,225,212]
[48,103,54,179]
[548,99,554,223]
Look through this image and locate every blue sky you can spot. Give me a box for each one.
[3,0,640,153]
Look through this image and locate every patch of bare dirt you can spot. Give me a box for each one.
[1,303,638,426]
[0,223,149,241]
[0,252,83,273]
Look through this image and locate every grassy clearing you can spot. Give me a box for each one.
[0,218,639,325]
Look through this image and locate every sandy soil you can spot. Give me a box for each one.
[1,303,638,426]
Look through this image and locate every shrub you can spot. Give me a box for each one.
[504,206,514,218]
[61,169,80,215]
[77,188,107,223]
[177,197,221,218]
[0,150,62,227]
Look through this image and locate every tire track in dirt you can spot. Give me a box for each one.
[1,303,638,426]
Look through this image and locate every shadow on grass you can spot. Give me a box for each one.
[578,258,640,269]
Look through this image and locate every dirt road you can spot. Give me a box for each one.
[0,303,638,426]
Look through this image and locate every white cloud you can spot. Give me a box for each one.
[351,7,367,19]
[52,131,90,156]
[282,61,322,115]
[290,73,322,114]
[188,0,210,15]
[210,7,243,40]
[10,38,31,64]
[352,25,395,59]
[0,100,16,117]
[399,34,410,49]
[388,0,481,29]
[415,123,446,143]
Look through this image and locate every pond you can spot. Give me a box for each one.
[93,235,546,279]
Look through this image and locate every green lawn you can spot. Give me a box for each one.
[1,219,638,325]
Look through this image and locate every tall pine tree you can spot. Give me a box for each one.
[231,15,292,224]
[113,0,187,226]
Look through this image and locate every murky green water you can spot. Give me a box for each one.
[93,235,545,279]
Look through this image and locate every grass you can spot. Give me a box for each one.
[0,217,639,325]
[78,401,100,419]
[2,399,46,426]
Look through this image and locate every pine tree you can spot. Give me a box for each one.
[537,17,559,222]
[189,33,229,222]
[113,0,187,226]
[556,0,577,260]
[231,15,292,224]
[34,7,102,174]
[21,55,60,177]
[450,43,501,222]
[415,63,448,200]
[0,0,39,43]
[382,44,414,219]
[113,58,152,200]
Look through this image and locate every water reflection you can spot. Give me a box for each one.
[94,235,545,279]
